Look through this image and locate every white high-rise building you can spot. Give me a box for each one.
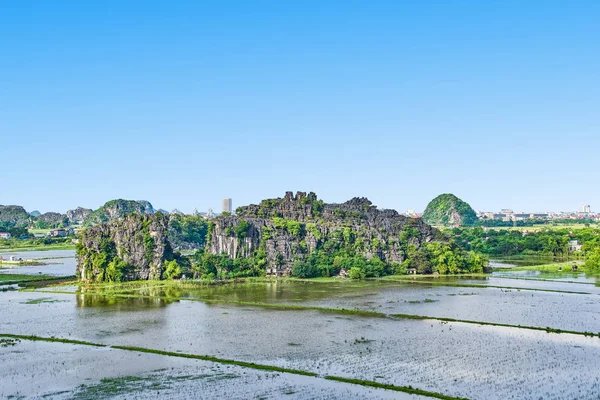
[580,204,591,214]
[222,198,232,214]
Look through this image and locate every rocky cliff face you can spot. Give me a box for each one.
[0,205,30,226]
[77,214,171,282]
[208,191,442,276]
[37,212,65,225]
[84,199,156,226]
[66,207,93,224]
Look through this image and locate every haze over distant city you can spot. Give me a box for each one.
[1,1,598,214]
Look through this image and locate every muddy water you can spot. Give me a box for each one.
[2,283,600,399]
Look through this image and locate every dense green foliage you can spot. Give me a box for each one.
[0,235,73,250]
[423,194,478,227]
[167,215,209,249]
[192,249,265,280]
[0,221,29,238]
[163,260,182,279]
[451,226,600,258]
[76,232,186,282]
[452,226,600,273]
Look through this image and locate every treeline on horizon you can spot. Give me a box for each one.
[450,226,600,272]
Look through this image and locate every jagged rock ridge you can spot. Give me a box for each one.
[66,207,93,224]
[84,199,155,226]
[208,191,443,276]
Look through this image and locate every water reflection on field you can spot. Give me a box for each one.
[2,272,600,399]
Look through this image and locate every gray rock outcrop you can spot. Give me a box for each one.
[207,191,441,276]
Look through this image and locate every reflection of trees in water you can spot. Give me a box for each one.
[199,281,352,304]
[76,293,172,309]
[74,280,379,310]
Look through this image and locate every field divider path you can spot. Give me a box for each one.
[487,276,597,285]
[30,289,600,338]
[0,333,468,400]
[381,278,594,294]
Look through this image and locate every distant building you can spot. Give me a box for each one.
[222,198,232,214]
[580,204,591,214]
[48,228,66,238]
[0,232,11,239]
[529,213,548,219]
[513,213,529,221]
[568,240,583,252]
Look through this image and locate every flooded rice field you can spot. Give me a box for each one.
[0,249,76,276]
[2,262,600,399]
[1,340,411,399]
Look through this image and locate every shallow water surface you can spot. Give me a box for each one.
[0,249,76,276]
[1,340,412,399]
[2,285,600,399]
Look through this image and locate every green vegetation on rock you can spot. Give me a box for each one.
[76,214,187,282]
[423,194,478,227]
[84,199,155,226]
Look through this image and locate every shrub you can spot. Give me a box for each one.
[291,260,321,278]
[163,260,182,280]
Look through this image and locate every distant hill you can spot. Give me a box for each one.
[29,210,41,217]
[37,212,66,225]
[84,199,155,226]
[423,194,478,227]
[0,205,31,227]
[66,207,93,225]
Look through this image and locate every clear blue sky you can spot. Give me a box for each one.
[1,1,598,214]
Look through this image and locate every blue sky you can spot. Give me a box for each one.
[1,1,598,214]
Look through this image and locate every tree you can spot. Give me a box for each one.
[163,260,182,280]
[291,260,320,278]
[234,220,250,239]
[585,247,600,273]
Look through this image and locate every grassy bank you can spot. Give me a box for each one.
[0,244,76,252]
[505,262,587,273]
[0,274,75,286]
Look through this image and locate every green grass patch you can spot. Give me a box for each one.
[0,273,61,284]
[0,338,21,347]
[20,297,68,305]
[0,334,106,347]
[111,345,318,376]
[0,244,76,252]
[506,262,586,273]
[324,376,468,400]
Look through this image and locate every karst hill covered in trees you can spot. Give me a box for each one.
[422,194,478,227]
[76,192,487,282]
